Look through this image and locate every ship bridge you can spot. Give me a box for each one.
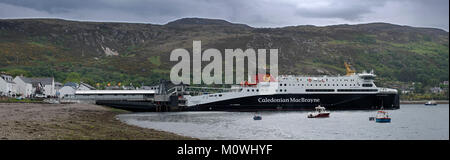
[358,70,376,80]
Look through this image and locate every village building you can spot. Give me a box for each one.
[13,76,55,98]
[58,82,95,98]
[0,74,17,97]
[430,87,443,94]
[78,82,96,90]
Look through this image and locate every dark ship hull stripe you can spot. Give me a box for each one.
[186,93,400,111]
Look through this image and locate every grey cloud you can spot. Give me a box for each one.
[0,0,448,31]
[294,0,387,20]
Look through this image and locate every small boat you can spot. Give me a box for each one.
[307,105,330,118]
[375,110,391,123]
[253,115,262,120]
[425,100,437,106]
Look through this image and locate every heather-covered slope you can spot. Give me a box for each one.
[0,18,448,89]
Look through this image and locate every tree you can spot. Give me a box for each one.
[64,72,81,83]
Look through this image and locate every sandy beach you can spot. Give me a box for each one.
[0,103,195,140]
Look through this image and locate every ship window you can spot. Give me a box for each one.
[362,76,375,80]
[247,89,250,92]
[337,89,378,92]
[256,89,259,92]
[362,84,373,87]
[319,84,321,86]
[252,89,254,92]
[315,84,317,86]
[284,84,287,86]
[284,89,287,92]
[306,89,335,92]
[280,84,282,86]
[302,84,304,86]
[219,94,222,97]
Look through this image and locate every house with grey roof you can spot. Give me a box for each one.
[0,74,17,97]
[79,82,96,90]
[57,82,95,98]
[13,76,55,98]
[58,82,78,98]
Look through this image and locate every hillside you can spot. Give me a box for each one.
[0,18,448,91]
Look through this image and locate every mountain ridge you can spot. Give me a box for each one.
[0,18,448,90]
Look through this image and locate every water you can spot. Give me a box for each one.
[117,104,449,140]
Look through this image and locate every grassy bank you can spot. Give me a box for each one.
[0,97,44,103]
[0,103,195,140]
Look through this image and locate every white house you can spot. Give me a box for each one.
[0,74,16,96]
[59,86,76,98]
[13,77,33,97]
[78,82,96,90]
[430,87,443,94]
[57,82,95,98]
[14,76,55,98]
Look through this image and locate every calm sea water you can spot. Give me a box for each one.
[117,104,449,140]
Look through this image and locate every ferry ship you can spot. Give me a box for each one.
[184,64,399,111]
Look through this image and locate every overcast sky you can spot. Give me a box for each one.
[0,0,448,31]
